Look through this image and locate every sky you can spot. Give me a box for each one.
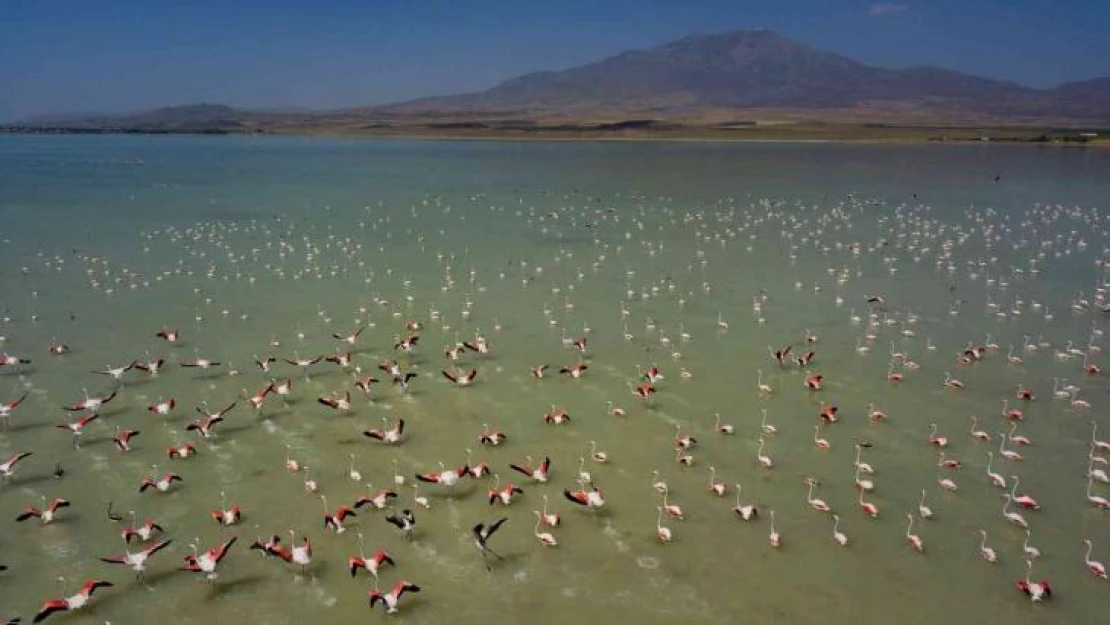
[1,0,1108,121]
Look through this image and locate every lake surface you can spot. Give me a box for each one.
[1,135,1108,624]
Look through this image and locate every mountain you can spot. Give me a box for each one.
[7,30,1109,132]
[15,104,276,132]
[384,30,1110,123]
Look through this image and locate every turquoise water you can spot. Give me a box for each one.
[1,135,1109,624]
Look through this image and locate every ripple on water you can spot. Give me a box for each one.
[637,556,660,569]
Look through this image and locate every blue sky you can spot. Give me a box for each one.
[1,0,1108,121]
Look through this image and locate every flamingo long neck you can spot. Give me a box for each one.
[906,516,914,536]
[769,512,776,532]
[1010,477,1019,497]
[979,532,987,550]
[986,453,994,474]
[1085,541,1093,561]
[833,516,839,533]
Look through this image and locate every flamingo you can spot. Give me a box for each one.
[806,480,831,513]
[1090,458,1110,484]
[411,483,430,510]
[714,413,735,434]
[768,509,780,547]
[302,465,317,492]
[732,484,757,520]
[1023,529,1041,560]
[858,489,878,518]
[139,467,182,493]
[756,369,773,395]
[1083,539,1107,579]
[472,517,508,569]
[1087,475,1110,508]
[284,444,301,470]
[1017,559,1052,601]
[650,470,668,495]
[416,462,468,490]
[348,454,362,482]
[321,495,356,534]
[368,580,421,614]
[985,452,1007,489]
[918,489,933,520]
[464,448,490,479]
[854,444,874,474]
[363,417,404,444]
[673,424,697,450]
[905,514,924,552]
[756,437,774,469]
[927,423,948,448]
[564,485,605,509]
[210,491,242,526]
[385,509,417,541]
[1001,400,1023,421]
[32,579,113,622]
[660,492,684,519]
[674,446,694,467]
[977,530,998,563]
[181,536,237,581]
[969,416,991,442]
[509,456,550,483]
[55,413,97,449]
[999,433,1023,461]
[654,506,673,543]
[831,514,848,547]
[943,372,964,389]
[16,496,70,524]
[122,512,163,543]
[576,456,592,485]
[287,530,312,574]
[0,392,28,428]
[355,485,399,510]
[479,423,507,446]
[348,533,395,579]
[759,409,777,435]
[164,442,196,463]
[1007,423,1031,446]
[706,466,726,496]
[588,440,609,463]
[391,459,405,486]
[1092,421,1110,452]
[1001,495,1029,528]
[486,474,524,506]
[99,538,173,580]
[866,402,887,422]
[1009,475,1040,510]
[813,425,830,451]
[937,452,961,470]
[539,494,560,526]
[532,511,558,546]
[854,465,874,492]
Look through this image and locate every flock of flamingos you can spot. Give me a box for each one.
[1,193,1110,624]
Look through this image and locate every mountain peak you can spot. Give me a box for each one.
[384,29,1109,123]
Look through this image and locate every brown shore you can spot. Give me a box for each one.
[3,118,1107,146]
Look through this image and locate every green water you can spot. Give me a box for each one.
[0,135,1108,624]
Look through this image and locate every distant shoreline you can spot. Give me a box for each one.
[1,124,1107,146]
